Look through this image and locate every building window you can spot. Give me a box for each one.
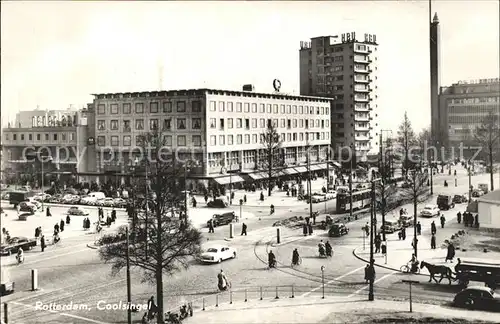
[111,136,119,146]
[177,135,186,146]
[280,105,285,114]
[150,102,159,113]
[287,105,292,114]
[163,119,171,131]
[292,105,297,114]
[321,107,325,115]
[192,135,201,146]
[244,103,250,112]
[20,134,24,141]
[299,106,303,114]
[310,107,314,114]
[280,119,286,128]
[267,104,272,113]
[177,118,186,129]
[245,119,250,129]
[299,133,304,141]
[36,134,41,141]
[192,118,201,129]
[219,135,225,145]
[260,103,265,113]
[163,102,172,113]
[123,120,131,132]
[150,119,158,130]
[219,102,225,112]
[97,120,106,130]
[273,104,278,113]
[252,134,257,143]
[135,103,144,113]
[210,135,216,146]
[228,135,234,145]
[28,134,32,141]
[227,102,233,112]
[236,118,242,128]
[219,118,224,130]
[191,100,201,113]
[210,118,216,128]
[273,119,278,127]
[177,101,186,112]
[228,118,234,129]
[110,120,118,130]
[326,107,329,115]
[252,103,257,113]
[252,118,257,128]
[98,104,105,114]
[123,135,131,146]
[164,135,172,146]
[287,133,291,141]
[326,120,330,127]
[45,134,49,140]
[244,134,250,144]
[111,104,119,114]
[237,134,242,144]
[210,101,216,111]
[123,103,131,114]
[236,102,242,112]
[135,119,144,130]
[260,118,265,128]
[97,136,105,146]
[135,136,142,146]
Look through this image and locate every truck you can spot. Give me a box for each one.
[437,194,455,210]
[9,191,34,208]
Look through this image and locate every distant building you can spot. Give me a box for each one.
[477,189,500,229]
[14,106,79,128]
[91,88,335,187]
[299,32,379,158]
[439,78,500,155]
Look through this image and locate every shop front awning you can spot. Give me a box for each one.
[248,172,267,180]
[310,163,327,171]
[329,161,341,168]
[213,175,245,185]
[294,166,308,173]
[281,167,299,175]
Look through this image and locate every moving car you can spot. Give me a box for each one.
[207,197,229,208]
[453,194,468,204]
[380,219,401,234]
[399,214,413,227]
[67,206,89,216]
[472,189,484,198]
[19,201,37,214]
[453,286,500,311]
[97,197,116,207]
[27,198,42,209]
[420,205,440,217]
[328,223,349,237]
[199,245,237,263]
[436,195,455,210]
[0,237,37,256]
[207,212,236,227]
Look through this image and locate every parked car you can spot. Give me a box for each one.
[420,204,440,217]
[207,198,229,208]
[399,214,413,227]
[0,237,37,256]
[19,201,36,214]
[27,198,42,209]
[472,189,484,198]
[380,219,402,234]
[207,212,236,227]
[98,198,116,207]
[1,192,10,201]
[325,191,337,200]
[453,194,468,204]
[33,193,51,202]
[329,223,349,237]
[311,195,326,203]
[436,195,455,210]
[113,198,127,207]
[199,245,237,263]
[67,206,89,216]
[453,286,500,311]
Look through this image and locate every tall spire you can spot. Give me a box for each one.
[433,12,439,24]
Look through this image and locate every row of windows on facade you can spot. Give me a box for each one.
[314,54,373,65]
[447,97,499,104]
[96,117,331,132]
[448,106,500,115]
[96,131,330,148]
[208,102,330,115]
[97,101,200,115]
[5,132,76,142]
[448,115,500,124]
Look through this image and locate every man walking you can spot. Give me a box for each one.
[241,223,247,236]
[440,214,446,229]
[40,235,46,252]
[431,221,437,235]
[430,234,436,249]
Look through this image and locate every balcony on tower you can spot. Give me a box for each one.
[355,134,370,141]
[354,85,370,93]
[354,75,371,83]
[354,103,370,112]
[354,94,370,102]
[354,123,370,131]
[354,114,370,122]
[353,55,369,64]
[354,65,370,73]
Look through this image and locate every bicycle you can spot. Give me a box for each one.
[400,262,420,274]
[291,257,302,267]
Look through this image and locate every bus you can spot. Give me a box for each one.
[336,189,371,213]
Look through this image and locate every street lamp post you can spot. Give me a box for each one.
[410,170,418,258]
[349,155,353,219]
[368,180,375,301]
[125,226,132,324]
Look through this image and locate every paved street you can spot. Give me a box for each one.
[1,167,499,323]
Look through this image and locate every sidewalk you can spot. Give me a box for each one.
[184,295,500,323]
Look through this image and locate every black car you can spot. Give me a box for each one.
[0,237,37,256]
[453,194,468,204]
[207,212,236,227]
[207,198,229,208]
[453,287,500,311]
[328,223,349,237]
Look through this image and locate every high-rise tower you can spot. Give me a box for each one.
[430,12,441,144]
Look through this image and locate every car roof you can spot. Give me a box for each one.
[206,245,228,250]
[461,286,493,293]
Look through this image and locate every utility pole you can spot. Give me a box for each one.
[379,132,386,241]
[428,155,434,195]
[326,147,330,190]
[411,170,418,258]
[126,227,132,324]
[307,144,313,220]
[368,180,375,301]
[349,156,353,219]
[468,163,472,203]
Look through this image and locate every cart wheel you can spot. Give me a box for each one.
[400,265,409,273]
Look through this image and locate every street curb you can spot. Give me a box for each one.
[86,243,98,250]
[352,246,428,278]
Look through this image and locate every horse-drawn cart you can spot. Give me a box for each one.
[455,258,500,289]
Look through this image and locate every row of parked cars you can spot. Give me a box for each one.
[35,192,128,208]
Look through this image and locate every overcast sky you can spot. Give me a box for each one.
[1,1,499,132]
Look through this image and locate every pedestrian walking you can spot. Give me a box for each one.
[416,221,422,235]
[474,214,479,228]
[402,227,407,240]
[431,221,437,235]
[241,223,247,236]
[440,215,446,229]
[40,235,46,252]
[312,212,316,225]
[60,219,65,232]
[208,219,215,233]
[204,194,208,204]
[243,194,247,204]
[445,242,455,262]
[375,235,381,253]
[457,212,462,224]
[430,234,436,249]
[54,223,60,233]
[46,206,52,217]
[302,223,308,236]
[66,214,71,225]
[192,197,197,208]
[364,265,370,283]
[106,215,112,227]
[307,223,313,235]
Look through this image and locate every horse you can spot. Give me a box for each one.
[420,261,454,285]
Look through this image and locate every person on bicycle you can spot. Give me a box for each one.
[409,254,419,273]
[292,248,300,266]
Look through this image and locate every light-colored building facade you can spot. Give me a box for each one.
[92,88,333,185]
[439,78,500,152]
[478,189,500,229]
[14,107,80,129]
[299,32,380,157]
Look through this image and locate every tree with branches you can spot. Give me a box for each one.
[397,112,417,177]
[401,170,429,258]
[97,128,202,324]
[474,112,500,191]
[260,123,283,196]
[417,128,431,170]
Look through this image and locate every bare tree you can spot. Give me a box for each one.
[417,128,431,169]
[474,112,500,191]
[260,123,283,196]
[401,170,429,258]
[375,159,398,241]
[397,112,417,177]
[97,128,202,324]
